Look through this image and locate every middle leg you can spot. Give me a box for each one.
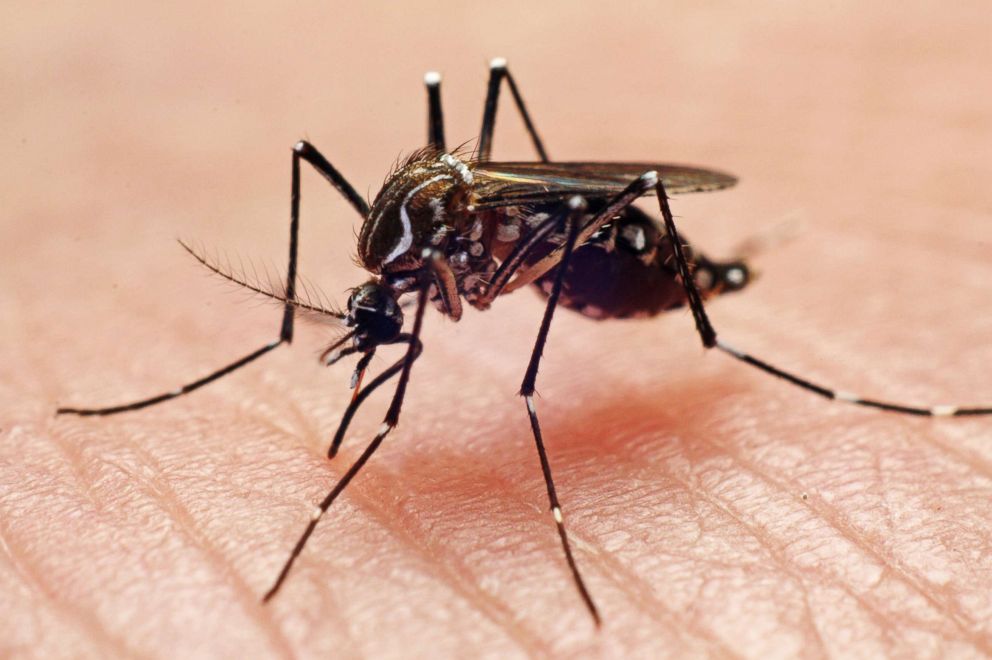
[517,196,600,626]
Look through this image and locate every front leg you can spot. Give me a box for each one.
[57,140,366,416]
[426,250,463,321]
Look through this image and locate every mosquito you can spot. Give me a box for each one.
[57,58,992,626]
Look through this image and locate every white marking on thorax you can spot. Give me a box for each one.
[496,221,521,243]
[468,218,484,241]
[526,212,550,227]
[440,153,473,184]
[429,196,446,224]
[621,224,646,251]
[383,174,452,265]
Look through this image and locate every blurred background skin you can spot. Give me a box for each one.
[2,1,992,658]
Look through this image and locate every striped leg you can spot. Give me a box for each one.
[518,196,601,626]
[56,141,366,416]
[263,283,429,602]
[653,179,992,418]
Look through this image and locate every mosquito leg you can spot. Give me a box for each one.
[476,212,561,307]
[424,71,445,151]
[291,140,370,220]
[478,58,549,162]
[327,333,422,459]
[653,179,992,417]
[513,197,602,626]
[427,250,463,321]
[264,284,429,602]
[57,141,366,416]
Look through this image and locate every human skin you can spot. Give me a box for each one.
[3,2,992,658]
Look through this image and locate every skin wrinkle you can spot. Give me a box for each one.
[506,458,744,651]
[327,490,551,652]
[292,409,731,653]
[281,561,362,659]
[693,433,992,652]
[858,425,992,617]
[0,506,142,659]
[486,405,764,650]
[482,461,736,652]
[574,524,739,655]
[270,446,553,653]
[158,428,368,656]
[42,426,107,513]
[797,590,829,660]
[114,438,297,659]
[512,390,924,648]
[42,422,298,658]
[835,578,902,656]
[916,425,992,484]
[667,466,946,655]
[258,346,992,656]
[660,467,831,653]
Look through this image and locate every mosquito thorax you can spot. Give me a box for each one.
[345,281,404,350]
[358,150,474,274]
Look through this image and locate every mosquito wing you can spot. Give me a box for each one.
[470,161,737,209]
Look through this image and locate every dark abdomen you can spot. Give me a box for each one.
[533,205,750,320]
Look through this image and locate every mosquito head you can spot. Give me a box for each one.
[345,280,404,351]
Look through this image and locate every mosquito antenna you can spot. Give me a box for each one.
[263,284,429,603]
[179,239,345,320]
